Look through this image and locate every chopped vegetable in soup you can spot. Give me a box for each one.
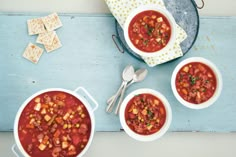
[175,62,217,104]
[18,91,91,157]
[128,10,171,52]
[125,94,166,135]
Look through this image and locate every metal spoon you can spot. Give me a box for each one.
[107,68,148,104]
[114,68,142,115]
[106,65,134,113]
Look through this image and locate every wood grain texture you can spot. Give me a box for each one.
[0,13,235,132]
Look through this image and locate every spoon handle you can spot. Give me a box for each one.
[106,80,134,104]
[106,81,125,113]
[115,81,128,115]
[107,95,115,105]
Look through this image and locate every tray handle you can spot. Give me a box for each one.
[112,21,145,62]
[112,34,124,53]
[193,0,205,9]
[74,87,99,112]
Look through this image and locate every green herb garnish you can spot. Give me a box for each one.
[147,27,154,36]
[144,24,154,36]
[140,98,145,103]
[143,39,149,45]
[147,110,154,118]
[189,75,197,85]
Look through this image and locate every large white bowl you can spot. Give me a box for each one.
[119,88,172,142]
[13,87,98,157]
[123,5,176,57]
[171,57,223,109]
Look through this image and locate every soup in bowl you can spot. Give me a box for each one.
[171,57,223,109]
[119,88,172,142]
[124,5,176,57]
[13,87,98,157]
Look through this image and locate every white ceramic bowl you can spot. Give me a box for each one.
[119,88,172,142]
[13,87,98,157]
[171,57,223,109]
[123,5,176,57]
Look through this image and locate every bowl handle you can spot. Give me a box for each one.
[12,144,21,157]
[74,87,99,112]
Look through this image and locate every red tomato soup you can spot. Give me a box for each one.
[125,93,166,135]
[18,91,91,157]
[128,10,171,52]
[175,62,217,104]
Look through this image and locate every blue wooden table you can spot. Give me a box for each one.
[0,13,235,132]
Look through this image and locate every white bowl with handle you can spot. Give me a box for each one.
[13,87,98,157]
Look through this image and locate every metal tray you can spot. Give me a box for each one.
[114,0,202,62]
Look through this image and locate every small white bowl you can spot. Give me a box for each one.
[171,57,223,109]
[123,5,176,58]
[119,88,172,142]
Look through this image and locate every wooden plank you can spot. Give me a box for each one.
[0,13,235,132]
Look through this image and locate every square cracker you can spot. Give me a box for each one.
[27,18,46,35]
[36,31,56,45]
[44,34,62,52]
[42,13,63,31]
[22,43,44,64]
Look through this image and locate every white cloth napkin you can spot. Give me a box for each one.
[105,0,187,67]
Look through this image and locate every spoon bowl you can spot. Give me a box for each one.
[130,68,148,85]
[107,68,148,104]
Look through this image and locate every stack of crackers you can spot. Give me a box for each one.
[23,13,63,64]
